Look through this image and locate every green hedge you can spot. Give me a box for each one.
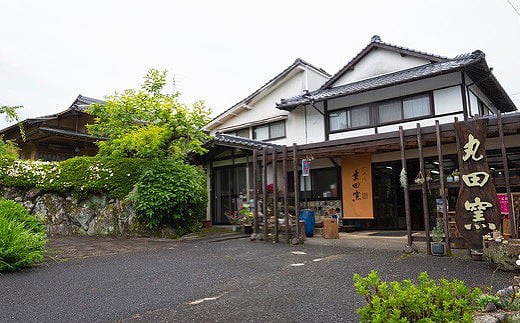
[353,271,481,322]
[0,157,207,230]
[0,199,47,272]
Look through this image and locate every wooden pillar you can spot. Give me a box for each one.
[399,126,413,249]
[252,149,259,235]
[498,112,516,238]
[282,146,289,243]
[454,117,464,172]
[292,143,300,241]
[435,120,451,255]
[262,146,268,239]
[272,147,279,243]
[417,123,431,255]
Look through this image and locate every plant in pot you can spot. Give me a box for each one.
[225,211,241,232]
[431,221,446,256]
[239,204,254,234]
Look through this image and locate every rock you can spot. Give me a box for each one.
[33,193,68,225]
[485,302,497,312]
[87,206,118,235]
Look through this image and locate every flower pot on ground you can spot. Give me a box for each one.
[431,221,446,256]
[243,225,253,234]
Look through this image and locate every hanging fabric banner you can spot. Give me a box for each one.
[341,154,374,219]
[454,118,500,251]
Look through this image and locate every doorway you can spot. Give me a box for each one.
[212,165,249,224]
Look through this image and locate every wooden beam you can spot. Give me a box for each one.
[292,143,300,242]
[272,147,279,243]
[262,146,268,239]
[283,146,289,243]
[417,123,431,255]
[253,149,259,235]
[436,120,451,255]
[399,126,413,249]
[498,112,517,238]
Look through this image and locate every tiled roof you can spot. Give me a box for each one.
[320,35,448,90]
[277,51,485,109]
[208,133,280,150]
[70,94,105,112]
[204,58,330,131]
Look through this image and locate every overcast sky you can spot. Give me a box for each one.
[1,0,520,129]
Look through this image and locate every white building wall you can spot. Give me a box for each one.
[332,48,432,87]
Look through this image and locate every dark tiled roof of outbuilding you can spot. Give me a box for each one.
[207,133,280,150]
[70,94,105,112]
[277,50,517,112]
[319,35,448,90]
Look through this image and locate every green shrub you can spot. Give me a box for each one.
[353,271,481,322]
[0,199,45,234]
[0,200,47,272]
[131,160,207,230]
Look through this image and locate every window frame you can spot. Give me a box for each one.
[253,120,286,141]
[328,91,434,134]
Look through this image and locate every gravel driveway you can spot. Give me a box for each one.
[0,233,514,322]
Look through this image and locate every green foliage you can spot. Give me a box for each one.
[0,199,47,272]
[0,199,45,235]
[476,294,502,310]
[0,157,143,199]
[87,68,211,160]
[432,221,443,243]
[130,160,207,229]
[0,136,18,159]
[353,271,482,322]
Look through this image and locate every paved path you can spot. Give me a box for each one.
[0,234,515,322]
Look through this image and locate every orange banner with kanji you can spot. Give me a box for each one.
[341,154,374,219]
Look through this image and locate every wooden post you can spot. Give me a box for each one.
[292,143,300,241]
[417,123,431,255]
[262,146,268,239]
[399,126,413,249]
[252,149,259,235]
[272,147,279,243]
[283,145,289,243]
[498,112,516,238]
[454,117,464,171]
[435,120,451,255]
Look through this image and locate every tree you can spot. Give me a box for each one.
[87,69,211,160]
[0,104,21,158]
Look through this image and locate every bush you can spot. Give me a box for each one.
[0,199,45,234]
[353,271,481,322]
[0,200,47,272]
[131,160,207,230]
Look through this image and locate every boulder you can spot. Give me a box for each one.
[33,193,68,225]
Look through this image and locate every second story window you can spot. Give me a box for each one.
[227,128,250,138]
[378,94,432,124]
[329,106,370,131]
[253,120,286,141]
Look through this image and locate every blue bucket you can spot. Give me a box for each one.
[299,209,315,237]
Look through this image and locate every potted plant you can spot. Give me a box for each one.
[225,211,241,232]
[431,221,445,256]
[239,204,254,234]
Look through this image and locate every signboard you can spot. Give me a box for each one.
[302,159,310,177]
[454,119,501,251]
[497,194,510,215]
[341,154,373,219]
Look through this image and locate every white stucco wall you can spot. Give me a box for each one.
[332,48,432,87]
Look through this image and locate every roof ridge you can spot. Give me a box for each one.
[320,35,449,90]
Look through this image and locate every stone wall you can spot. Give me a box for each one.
[1,187,136,236]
